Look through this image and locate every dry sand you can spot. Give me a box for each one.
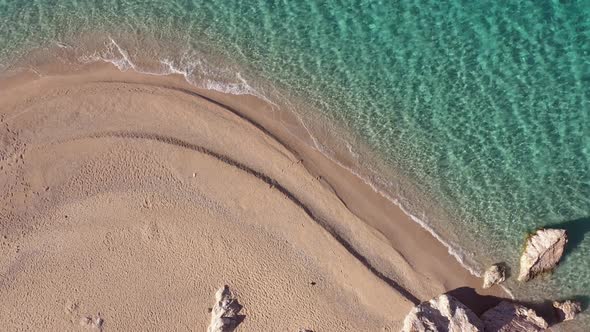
[0,63,505,331]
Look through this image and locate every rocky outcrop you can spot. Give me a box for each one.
[481,301,547,332]
[483,263,507,289]
[402,294,484,332]
[518,229,567,282]
[207,286,243,332]
[553,300,582,322]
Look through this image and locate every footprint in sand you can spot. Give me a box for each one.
[142,197,152,209]
[64,301,104,330]
[64,300,79,317]
[141,219,161,242]
[80,314,104,331]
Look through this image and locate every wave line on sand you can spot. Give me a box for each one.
[60,129,422,305]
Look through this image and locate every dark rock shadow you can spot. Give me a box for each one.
[231,314,246,331]
[446,287,587,326]
[223,299,246,332]
[225,299,245,332]
[544,216,590,259]
[446,287,503,316]
[496,262,511,280]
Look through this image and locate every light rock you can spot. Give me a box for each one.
[481,301,548,332]
[207,286,243,332]
[518,228,567,282]
[402,294,484,332]
[483,263,507,289]
[553,300,581,322]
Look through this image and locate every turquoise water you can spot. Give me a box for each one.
[2,0,590,324]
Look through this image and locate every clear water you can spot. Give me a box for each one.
[1,0,590,324]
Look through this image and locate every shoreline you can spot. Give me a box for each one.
[0,41,522,285]
[0,57,492,283]
[101,63,502,290]
[0,61,509,329]
[88,51,496,279]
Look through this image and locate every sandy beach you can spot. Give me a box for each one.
[0,63,506,331]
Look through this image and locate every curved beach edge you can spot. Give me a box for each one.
[0,63,508,330]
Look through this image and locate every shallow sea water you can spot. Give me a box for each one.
[1,0,589,327]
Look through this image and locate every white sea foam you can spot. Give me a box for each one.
[79,38,137,71]
[80,37,323,154]
[80,38,277,107]
[55,41,72,49]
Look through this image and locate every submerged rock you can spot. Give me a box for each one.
[483,263,507,289]
[553,300,582,322]
[207,286,243,332]
[402,294,483,332]
[518,228,567,282]
[481,301,547,332]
